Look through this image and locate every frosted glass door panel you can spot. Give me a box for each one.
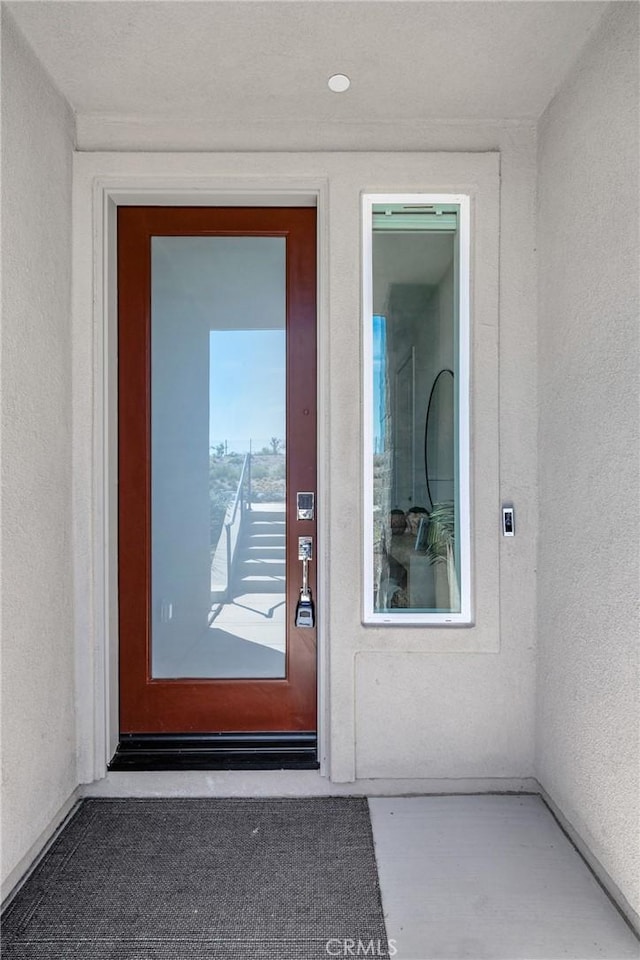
[151,236,286,679]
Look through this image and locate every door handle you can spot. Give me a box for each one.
[296,537,315,627]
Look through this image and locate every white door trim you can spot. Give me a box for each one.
[72,171,329,782]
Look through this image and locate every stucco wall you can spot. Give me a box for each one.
[72,128,538,787]
[355,132,537,781]
[536,2,640,916]
[0,11,77,890]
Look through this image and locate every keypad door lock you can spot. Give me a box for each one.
[296,492,315,521]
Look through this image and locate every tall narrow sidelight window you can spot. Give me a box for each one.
[363,195,471,624]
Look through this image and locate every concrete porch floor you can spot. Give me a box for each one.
[369,795,639,959]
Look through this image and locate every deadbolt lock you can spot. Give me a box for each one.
[296,492,315,521]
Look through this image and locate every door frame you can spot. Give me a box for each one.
[117,205,317,743]
[76,177,329,782]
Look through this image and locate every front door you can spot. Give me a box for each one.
[116,207,317,766]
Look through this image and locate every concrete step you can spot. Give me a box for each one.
[241,545,286,560]
[245,510,286,523]
[234,574,286,594]
[241,534,285,549]
[245,521,286,536]
[236,558,286,578]
[229,509,287,598]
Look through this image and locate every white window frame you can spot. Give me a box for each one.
[362,192,472,625]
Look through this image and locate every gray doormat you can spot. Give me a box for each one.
[1,798,390,959]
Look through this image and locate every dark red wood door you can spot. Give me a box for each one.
[118,207,316,733]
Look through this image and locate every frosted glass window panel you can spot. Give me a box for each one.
[150,236,287,677]
[363,197,471,625]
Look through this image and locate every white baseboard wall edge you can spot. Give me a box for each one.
[80,771,539,798]
[537,781,640,939]
[1,789,82,908]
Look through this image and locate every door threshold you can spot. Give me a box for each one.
[109,732,319,771]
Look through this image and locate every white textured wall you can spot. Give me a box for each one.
[1,12,77,890]
[536,3,640,916]
[73,136,538,787]
[354,131,538,781]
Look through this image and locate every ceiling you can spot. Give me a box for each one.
[8,1,608,125]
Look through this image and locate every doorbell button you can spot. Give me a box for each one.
[502,505,515,537]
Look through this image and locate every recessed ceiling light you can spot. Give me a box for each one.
[328,74,350,93]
